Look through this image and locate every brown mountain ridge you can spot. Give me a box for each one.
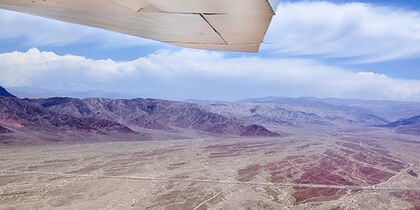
[0,96,136,135]
[28,97,280,137]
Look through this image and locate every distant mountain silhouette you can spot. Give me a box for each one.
[383,116,420,135]
[384,115,420,127]
[309,98,420,122]
[199,98,388,127]
[240,96,420,122]
[0,86,16,98]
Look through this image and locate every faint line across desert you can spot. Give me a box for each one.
[193,185,235,210]
[2,170,419,192]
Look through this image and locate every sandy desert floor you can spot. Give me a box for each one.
[0,128,419,210]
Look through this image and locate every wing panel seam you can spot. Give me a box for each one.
[199,13,228,45]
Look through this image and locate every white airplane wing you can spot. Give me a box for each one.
[0,0,279,52]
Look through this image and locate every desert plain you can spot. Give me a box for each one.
[0,126,419,210]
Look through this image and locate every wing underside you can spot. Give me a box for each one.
[0,0,279,52]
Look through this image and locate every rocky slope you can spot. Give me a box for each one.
[0,96,136,135]
[0,86,16,98]
[28,97,279,137]
[239,125,279,137]
[383,116,420,135]
[199,102,326,126]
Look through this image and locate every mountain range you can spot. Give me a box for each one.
[1,86,419,145]
[27,97,280,136]
[240,96,420,122]
[198,99,389,127]
[0,96,137,135]
[0,86,280,145]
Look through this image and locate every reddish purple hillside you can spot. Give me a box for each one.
[240,124,280,137]
[0,97,136,135]
[29,97,278,136]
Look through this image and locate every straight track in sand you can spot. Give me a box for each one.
[1,170,419,192]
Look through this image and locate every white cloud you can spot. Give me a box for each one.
[2,2,420,63]
[1,48,420,101]
[264,1,420,62]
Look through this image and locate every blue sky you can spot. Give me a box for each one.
[1,0,420,101]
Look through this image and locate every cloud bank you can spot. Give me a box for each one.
[265,1,420,62]
[1,48,420,101]
[2,1,420,63]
